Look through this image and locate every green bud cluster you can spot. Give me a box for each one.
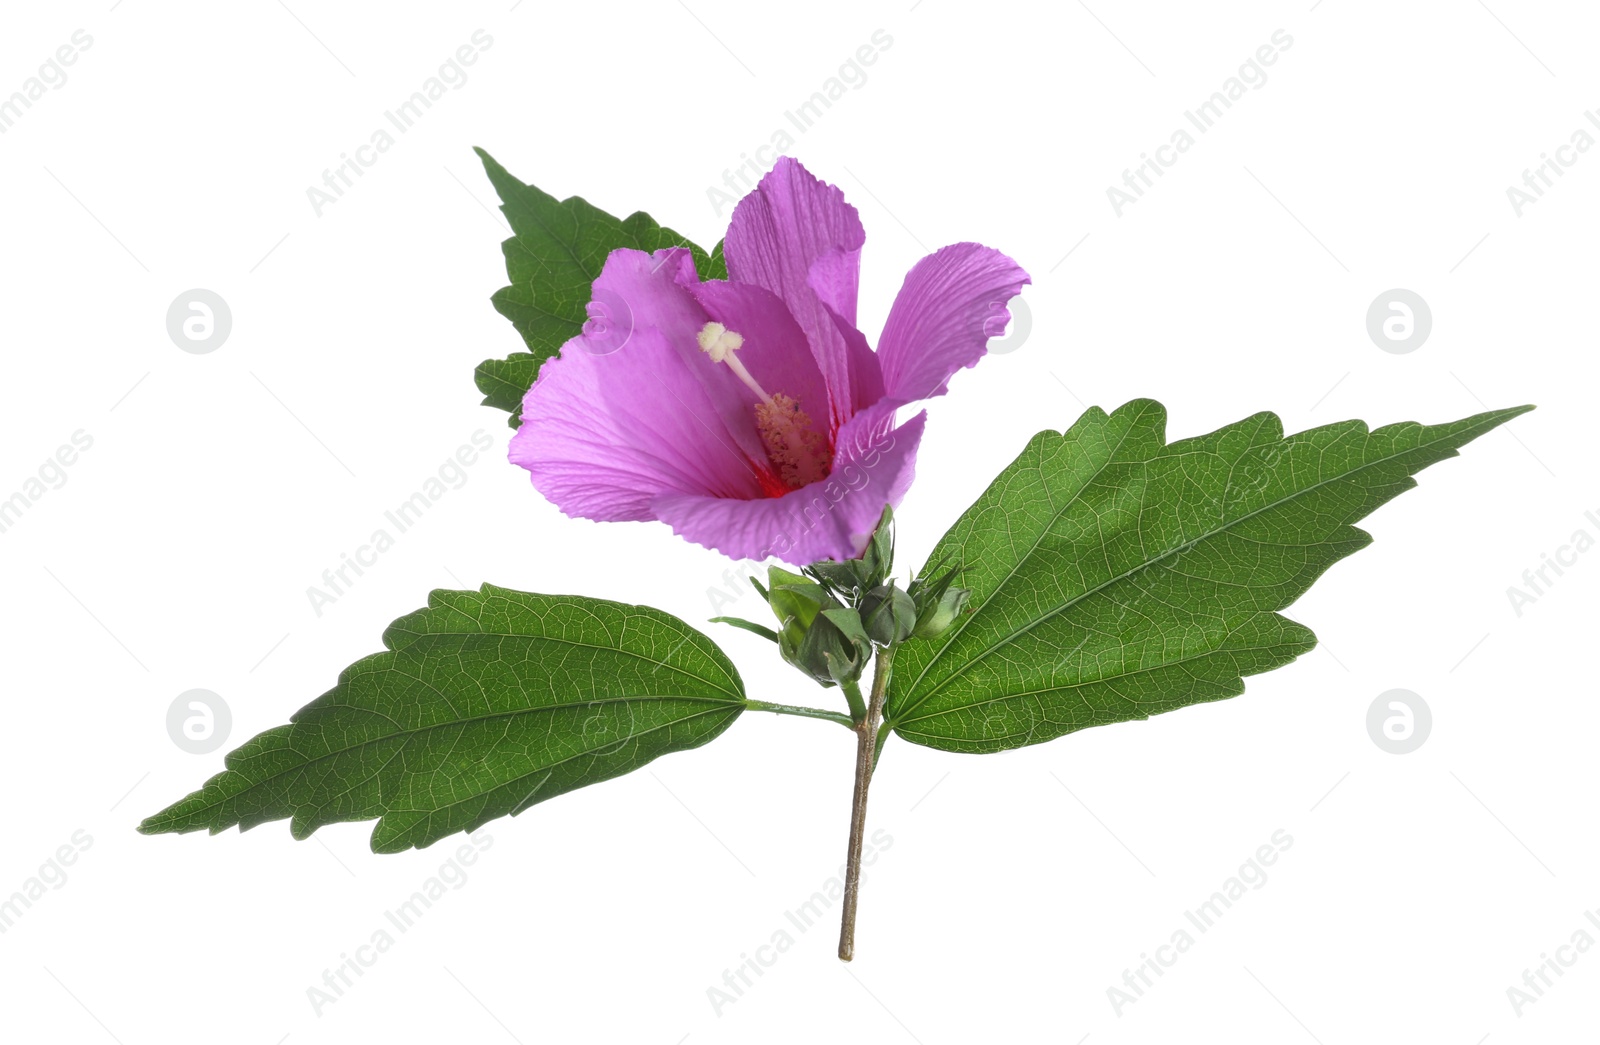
[763,566,871,687]
[735,506,974,688]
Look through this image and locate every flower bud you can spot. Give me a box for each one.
[765,566,869,686]
[803,505,895,595]
[906,553,969,640]
[793,609,870,686]
[857,505,895,590]
[777,613,808,665]
[765,566,826,628]
[805,557,871,592]
[912,586,970,639]
[860,582,917,645]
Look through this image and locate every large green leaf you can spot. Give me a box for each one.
[140,585,745,852]
[883,400,1532,753]
[474,147,727,425]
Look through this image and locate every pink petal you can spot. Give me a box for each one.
[876,243,1031,404]
[818,297,885,418]
[684,279,832,448]
[807,246,860,327]
[653,407,926,565]
[725,158,868,431]
[509,248,775,521]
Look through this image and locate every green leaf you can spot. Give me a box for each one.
[140,585,745,852]
[883,400,1533,754]
[473,148,727,425]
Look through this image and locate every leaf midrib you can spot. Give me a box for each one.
[379,626,742,698]
[891,414,1494,724]
[147,692,741,829]
[895,625,1308,726]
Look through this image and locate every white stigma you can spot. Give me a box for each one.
[697,321,772,403]
[697,321,743,362]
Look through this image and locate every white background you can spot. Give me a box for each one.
[0,1,1593,1042]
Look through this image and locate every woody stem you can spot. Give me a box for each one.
[838,646,893,961]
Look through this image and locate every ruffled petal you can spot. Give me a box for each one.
[653,408,926,565]
[509,248,775,521]
[725,158,866,431]
[876,243,1031,404]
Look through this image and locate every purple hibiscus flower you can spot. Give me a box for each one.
[509,158,1029,565]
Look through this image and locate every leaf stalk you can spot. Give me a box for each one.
[742,700,855,728]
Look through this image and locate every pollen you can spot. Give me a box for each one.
[756,394,829,489]
[697,321,829,490]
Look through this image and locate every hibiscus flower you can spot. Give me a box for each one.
[509,158,1029,565]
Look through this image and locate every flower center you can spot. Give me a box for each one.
[698,322,829,490]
